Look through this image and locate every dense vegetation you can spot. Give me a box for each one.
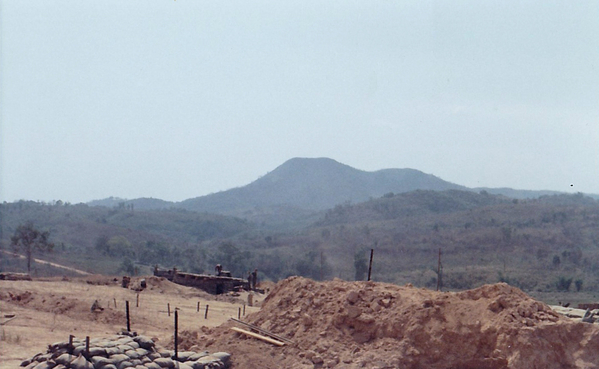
[307,191,599,294]
[0,201,252,275]
[1,191,598,298]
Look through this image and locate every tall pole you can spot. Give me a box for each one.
[320,250,324,281]
[174,310,178,360]
[126,301,131,332]
[367,249,374,281]
[436,248,442,291]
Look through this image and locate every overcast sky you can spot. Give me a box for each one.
[1,1,598,204]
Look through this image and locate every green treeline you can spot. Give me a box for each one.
[1,191,598,295]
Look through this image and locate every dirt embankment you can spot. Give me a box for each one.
[2,276,598,369]
[203,277,599,369]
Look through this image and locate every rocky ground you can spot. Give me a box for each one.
[2,276,598,369]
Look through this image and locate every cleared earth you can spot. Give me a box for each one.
[1,275,598,369]
[0,276,262,368]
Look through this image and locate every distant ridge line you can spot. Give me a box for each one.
[86,157,598,213]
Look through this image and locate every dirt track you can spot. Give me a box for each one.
[1,251,91,276]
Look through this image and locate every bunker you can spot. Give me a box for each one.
[153,267,247,295]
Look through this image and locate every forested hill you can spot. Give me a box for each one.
[299,191,599,293]
[2,191,598,299]
[87,158,597,220]
[87,197,175,210]
[178,157,467,213]
[0,201,253,275]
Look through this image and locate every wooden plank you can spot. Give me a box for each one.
[0,316,17,326]
[230,327,285,346]
[230,318,294,344]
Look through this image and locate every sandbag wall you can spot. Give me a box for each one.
[20,333,231,369]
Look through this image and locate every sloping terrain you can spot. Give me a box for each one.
[87,197,175,210]
[206,277,599,369]
[305,191,599,291]
[178,158,466,214]
[88,158,598,216]
[2,191,598,292]
[2,276,598,369]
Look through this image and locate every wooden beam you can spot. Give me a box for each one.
[230,327,285,346]
[0,316,16,326]
[230,318,294,344]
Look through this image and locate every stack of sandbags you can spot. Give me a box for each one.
[20,333,231,369]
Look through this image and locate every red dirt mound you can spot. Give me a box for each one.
[206,277,599,369]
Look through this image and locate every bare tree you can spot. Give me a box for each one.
[10,222,54,273]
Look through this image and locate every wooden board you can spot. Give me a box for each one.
[230,327,285,346]
[230,318,294,344]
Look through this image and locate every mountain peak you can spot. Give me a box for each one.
[180,157,465,213]
[263,157,360,183]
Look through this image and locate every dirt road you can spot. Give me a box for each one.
[1,251,91,275]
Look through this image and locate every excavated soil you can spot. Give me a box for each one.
[2,276,598,369]
[203,277,599,369]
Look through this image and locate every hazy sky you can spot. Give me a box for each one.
[1,1,598,204]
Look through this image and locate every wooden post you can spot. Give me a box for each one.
[436,248,442,291]
[238,307,241,319]
[197,301,200,312]
[168,303,171,317]
[367,249,374,281]
[85,336,90,357]
[243,304,246,316]
[320,250,324,281]
[126,301,131,332]
[204,304,209,319]
[113,298,117,308]
[174,310,178,360]
[136,293,139,308]
[68,335,74,352]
